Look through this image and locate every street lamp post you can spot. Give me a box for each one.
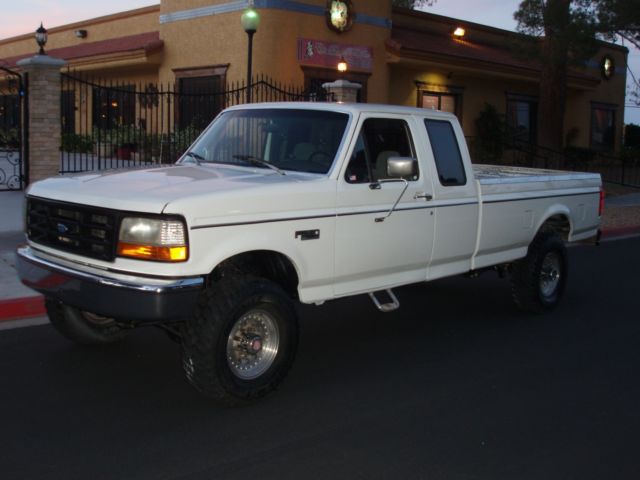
[241,1,260,103]
[35,22,48,55]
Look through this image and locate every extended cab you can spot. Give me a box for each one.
[17,103,602,404]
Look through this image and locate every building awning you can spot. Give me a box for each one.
[387,27,600,89]
[2,32,163,71]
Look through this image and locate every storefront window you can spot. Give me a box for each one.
[92,85,135,130]
[178,75,223,130]
[591,104,616,150]
[174,65,228,131]
[506,97,537,145]
[421,93,457,116]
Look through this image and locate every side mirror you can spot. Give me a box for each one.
[386,156,417,179]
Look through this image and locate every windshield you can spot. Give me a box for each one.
[182,108,349,174]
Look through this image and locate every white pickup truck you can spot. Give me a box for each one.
[18,103,602,404]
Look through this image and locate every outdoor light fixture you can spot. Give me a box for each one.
[241,0,260,103]
[75,29,87,39]
[35,22,48,55]
[337,57,348,74]
[453,27,466,38]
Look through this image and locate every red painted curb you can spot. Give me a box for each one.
[0,296,46,322]
[601,225,640,239]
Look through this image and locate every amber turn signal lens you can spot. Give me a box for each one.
[117,242,188,262]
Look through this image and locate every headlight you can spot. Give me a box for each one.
[117,217,188,262]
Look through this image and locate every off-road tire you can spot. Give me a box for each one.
[510,229,568,314]
[45,299,126,345]
[181,276,299,406]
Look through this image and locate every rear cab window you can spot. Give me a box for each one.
[424,119,467,186]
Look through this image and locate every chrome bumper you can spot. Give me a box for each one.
[16,246,204,322]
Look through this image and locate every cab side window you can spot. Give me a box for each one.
[424,119,467,186]
[345,118,417,184]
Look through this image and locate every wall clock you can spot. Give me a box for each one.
[326,1,354,33]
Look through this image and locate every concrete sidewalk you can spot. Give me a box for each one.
[1,188,640,323]
[0,190,42,320]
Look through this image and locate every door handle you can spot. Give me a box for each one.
[414,192,433,201]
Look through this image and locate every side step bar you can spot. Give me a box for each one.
[368,289,400,313]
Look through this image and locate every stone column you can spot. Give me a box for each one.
[16,55,66,184]
[322,79,362,103]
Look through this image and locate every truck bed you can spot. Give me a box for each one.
[474,164,602,195]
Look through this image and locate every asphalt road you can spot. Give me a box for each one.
[1,238,639,480]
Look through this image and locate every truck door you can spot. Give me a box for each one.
[422,118,480,280]
[333,115,435,296]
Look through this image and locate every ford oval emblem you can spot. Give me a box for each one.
[57,223,69,234]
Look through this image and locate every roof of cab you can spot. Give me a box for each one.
[223,101,456,120]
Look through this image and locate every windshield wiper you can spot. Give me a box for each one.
[233,155,286,176]
[182,151,206,165]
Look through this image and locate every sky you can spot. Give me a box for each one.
[1,0,638,123]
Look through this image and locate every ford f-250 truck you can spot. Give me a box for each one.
[17,103,602,404]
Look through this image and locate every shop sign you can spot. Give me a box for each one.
[297,38,373,72]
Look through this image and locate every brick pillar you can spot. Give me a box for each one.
[17,55,66,183]
[322,79,362,103]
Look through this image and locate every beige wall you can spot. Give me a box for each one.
[0,6,160,60]
[158,0,391,101]
[390,43,627,151]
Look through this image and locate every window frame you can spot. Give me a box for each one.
[174,65,229,130]
[424,118,467,187]
[505,93,538,146]
[590,102,617,151]
[415,82,463,120]
[344,116,419,185]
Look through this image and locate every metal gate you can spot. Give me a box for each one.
[60,72,329,173]
[0,66,26,190]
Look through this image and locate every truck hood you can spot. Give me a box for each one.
[26,164,323,214]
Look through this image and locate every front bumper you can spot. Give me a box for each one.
[17,246,204,322]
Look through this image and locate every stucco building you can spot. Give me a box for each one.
[0,0,629,153]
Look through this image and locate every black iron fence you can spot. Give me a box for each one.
[60,72,329,173]
[466,137,640,188]
[0,66,26,190]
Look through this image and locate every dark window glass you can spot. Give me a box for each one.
[506,99,537,145]
[92,85,135,130]
[345,118,417,183]
[61,90,75,134]
[424,119,466,186]
[178,76,223,130]
[591,106,615,150]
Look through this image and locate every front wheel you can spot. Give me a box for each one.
[45,299,126,344]
[181,276,299,405]
[510,229,568,314]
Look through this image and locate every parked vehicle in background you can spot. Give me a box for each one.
[18,103,602,405]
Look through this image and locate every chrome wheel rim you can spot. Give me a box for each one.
[540,252,561,297]
[226,309,280,380]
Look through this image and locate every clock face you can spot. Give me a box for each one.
[326,0,353,33]
[601,55,614,80]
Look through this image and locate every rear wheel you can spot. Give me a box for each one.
[510,229,568,313]
[45,299,126,344]
[181,276,299,405]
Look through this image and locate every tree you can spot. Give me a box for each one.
[514,0,640,150]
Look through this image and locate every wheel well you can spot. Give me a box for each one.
[539,214,571,240]
[210,251,300,300]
